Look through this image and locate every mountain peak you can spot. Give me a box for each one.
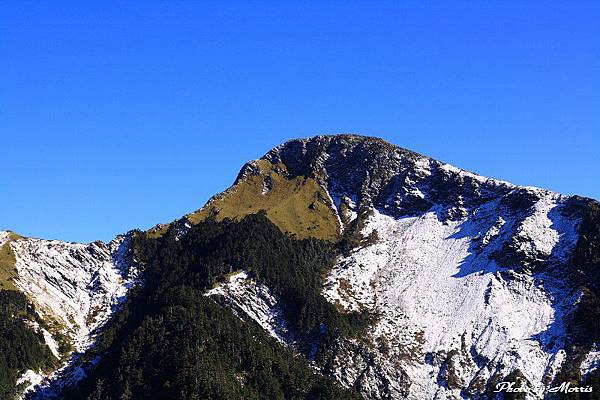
[183,134,577,242]
[275,133,401,151]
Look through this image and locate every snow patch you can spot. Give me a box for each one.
[0,230,11,246]
[205,271,289,344]
[17,370,45,396]
[581,346,600,378]
[23,320,61,359]
[438,162,514,188]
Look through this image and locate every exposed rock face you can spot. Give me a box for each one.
[204,135,600,399]
[12,235,138,353]
[267,136,524,226]
[1,231,139,397]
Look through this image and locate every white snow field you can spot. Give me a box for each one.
[323,192,582,399]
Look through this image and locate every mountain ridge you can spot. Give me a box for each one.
[6,134,594,244]
[183,134,580,245]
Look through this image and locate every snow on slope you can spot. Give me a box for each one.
[205,271,289,344]
[0,230,11,246]
[8,234,138,397]
[581,346,600,379]
[323,191,582,399]
[12,236,137,351]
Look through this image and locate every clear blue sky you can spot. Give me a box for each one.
[1,2,599,243]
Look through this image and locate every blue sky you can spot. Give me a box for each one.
[1,2,599,243]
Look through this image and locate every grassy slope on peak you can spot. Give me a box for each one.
[0,232,22,291]
[146,223,171,239]
[186,159,340,241]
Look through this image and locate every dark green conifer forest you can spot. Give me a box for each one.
[0,290,56,399]
[60,213,366,400]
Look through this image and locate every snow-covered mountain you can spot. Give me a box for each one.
[2,134,599,399]
[198,135,600,399]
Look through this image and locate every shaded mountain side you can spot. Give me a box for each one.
[550,197,600,400]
